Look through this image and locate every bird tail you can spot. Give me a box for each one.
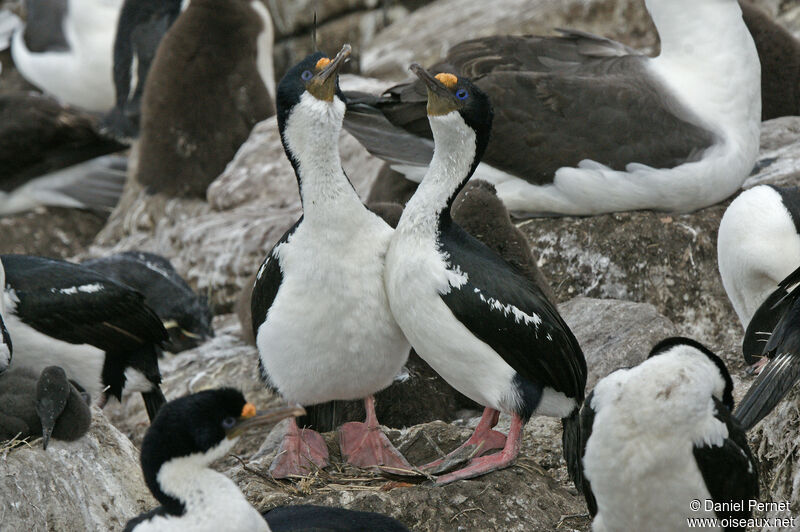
[142,388,167,421]
[562,408,597,515]
[735,351,800,431]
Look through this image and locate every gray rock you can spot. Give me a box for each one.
[560,297,678,389]
[0,407,156,532]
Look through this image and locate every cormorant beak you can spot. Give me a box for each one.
[410,63,460,117]
[306,44,352,102]
[39,402,56,450]
[225,404,305,440]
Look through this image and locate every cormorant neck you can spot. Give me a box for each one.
[148,438,237,518]
[280,93,360,221]
[399,112,478,238]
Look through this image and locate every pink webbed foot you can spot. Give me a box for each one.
[339,396,411,472]
[421,407,506,475]
[270,418,329,479]
[433,412,525,486]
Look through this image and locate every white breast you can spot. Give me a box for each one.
[718,185,800,328]
[256,212,409,406]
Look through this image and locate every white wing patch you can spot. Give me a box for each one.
[473,287,542,328]
[445,263,468,290]
[53,283,104,295]
[256,257,269,281]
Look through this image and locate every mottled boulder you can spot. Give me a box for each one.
[562,297,677,389]
[0,407,155,532]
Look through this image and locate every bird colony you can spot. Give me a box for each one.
[1,0,799,530]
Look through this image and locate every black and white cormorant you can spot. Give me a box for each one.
[11,0,122,112]
[718,184,800,368]
[735,265,800,430]
[567,337,758,531]
[0,365,91,449]
[1,254,168,420]
[82,251,213,353]
[251,45,413,478]
[384,66,586,484]
[124,389,410,531]
[344,0,760,216]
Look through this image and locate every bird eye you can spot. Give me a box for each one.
[222,417,236,429]
[301,70,313,81]
[456,89,469,100]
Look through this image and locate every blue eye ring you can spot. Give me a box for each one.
[222,417,236,429]
[301,70,313,81]
[455,88,468,100]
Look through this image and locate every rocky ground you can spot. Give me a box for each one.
[2,0,800,531]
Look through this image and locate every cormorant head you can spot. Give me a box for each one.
[410,64,493,177]
[36,366,71,450]
[140,388,303,513]
[648,336,735,411]
[276,44,351,136]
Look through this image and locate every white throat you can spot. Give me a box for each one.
[398,112,476,239]
[283,93,361,221]
[249,0,276,102]
[153,438,270,532]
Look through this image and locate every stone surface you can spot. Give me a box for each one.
[0,407,156,532]
[0,207,108,259]
[561,297,678,389]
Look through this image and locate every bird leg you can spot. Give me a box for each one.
[339,395,412,471]
[420,407,507,475]
[269,417,329,479]
[746,357,770,375]
[434,413,524,485]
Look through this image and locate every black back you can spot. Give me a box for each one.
[82,251,213,352]
[439,221,586,414]
[263,505,410,532]
[2,254,167,401]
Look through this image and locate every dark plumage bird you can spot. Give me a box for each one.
[0,93,126,215]
[345,0,760,216]
[735,265,800,430]
[384,66,585,484]
[135,0,275,198]
[1,254,168,420]
[82,251,213,353]
[740,0,800,120]
[0,366,91,449]
[264,505,409,532]
[566,337,758,530]
[101,0,184,141]
[718,185,800,367]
